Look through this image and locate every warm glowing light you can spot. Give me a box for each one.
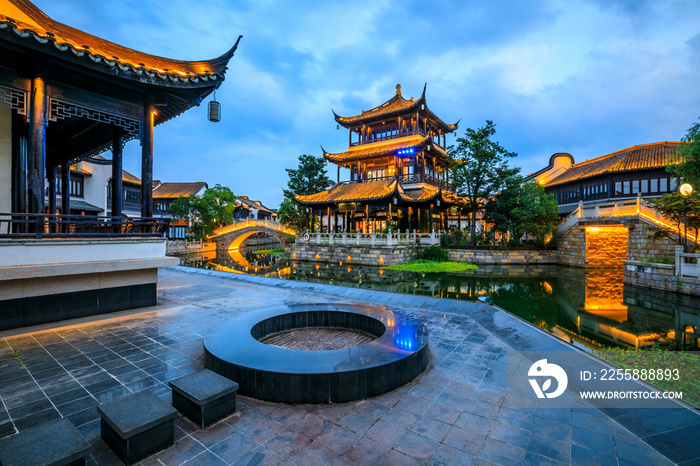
[379,269,384,275]
[543,281,553,294]
[587,227,600,232]
[347,256,351,262]
[680,183,694,197]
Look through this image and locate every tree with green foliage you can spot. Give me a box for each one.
[280,154,331,231]
[170,184,236,240]
[484,177,558,245]
[646,192,700,247]
[668,116,700,187]
[447,120,519,243]
[277,198,310,232]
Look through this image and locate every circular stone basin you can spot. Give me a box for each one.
[260,328,377,351]
[204,303,429,404]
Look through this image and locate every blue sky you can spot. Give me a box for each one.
[34,0,700,208]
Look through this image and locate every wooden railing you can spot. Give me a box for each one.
[296,230,441,246]
[0,213,170,239]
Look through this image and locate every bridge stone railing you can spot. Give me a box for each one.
[556,197,698,244]
[296,230,441,247]
[210,219,296,238]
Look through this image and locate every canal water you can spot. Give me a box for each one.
[179,247,700,352]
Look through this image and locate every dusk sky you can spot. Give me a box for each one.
[34,0,700,209]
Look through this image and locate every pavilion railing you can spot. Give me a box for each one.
[0,213,170,239]
[297,230,441,246]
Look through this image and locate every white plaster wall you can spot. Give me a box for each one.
[83,160,110,213]
[0,105,12,214]
[535,154,574,185]
[0,238,167,267]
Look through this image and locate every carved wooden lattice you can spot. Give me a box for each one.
[0,85,27,115]
[48,98,140,137]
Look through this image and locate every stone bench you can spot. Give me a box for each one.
[97,391,178,465]
[169,369,239,428]
[0,418,90,466]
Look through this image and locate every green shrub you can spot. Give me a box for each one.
[422,245,448,262]
[440,233,454,248]
[641,255,674,265]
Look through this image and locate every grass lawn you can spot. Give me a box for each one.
[253,248,287,256]
[382,260,478,273]
[595,348,700,408]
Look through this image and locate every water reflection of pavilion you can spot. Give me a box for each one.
[184,253,700,350]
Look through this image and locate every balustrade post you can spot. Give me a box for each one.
[356,232,360,245]
[371,233,375,246]
[636,193,641,214]
[342,232,347,245]
[316,232,321,244]
[675,245,683,277]
[329,232,334,245]
[387,230,393,246]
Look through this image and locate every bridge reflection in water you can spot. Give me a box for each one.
[181,249,700,352]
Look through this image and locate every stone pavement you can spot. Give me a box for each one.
[0,266,697,465]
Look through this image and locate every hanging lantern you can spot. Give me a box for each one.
[208,92,221,122]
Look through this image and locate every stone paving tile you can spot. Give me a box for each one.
[0,267,696,465]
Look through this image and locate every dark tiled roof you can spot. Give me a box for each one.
[153,182,208,199]
[122,170,140,185]
[398,185,439,202]
[295,180,397,205]
[68,199,103,213]
[0,0,241,83]
[543,142,682,187]
[236,196,274,214]
[323,135,437,163]
[333,84,458,132]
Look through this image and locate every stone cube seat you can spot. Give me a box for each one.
[0,418,90,466]
[96,391,178,465]
[169,369,239,428]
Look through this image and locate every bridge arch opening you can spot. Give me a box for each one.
[229,231,282,251]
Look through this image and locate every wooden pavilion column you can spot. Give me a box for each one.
[327,207,331,232]
[141,101,154,218]
[11,112,28,216]
[48,167,57,215]
[112,126,123,218]
[27,74,46,215]
[61,162,70,217]
[429,204,433,232]
[334,212,338,232]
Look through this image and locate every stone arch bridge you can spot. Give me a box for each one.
[210,219,295,251]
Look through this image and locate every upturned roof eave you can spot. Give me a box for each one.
[0,0,242,85]
[322,135,433,164]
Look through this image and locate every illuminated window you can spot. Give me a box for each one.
[632,180,639,194]
[641,180,648,194]
[615,182,622,195]
[660,178,668,192]
[651,179,658,192]
[623,181,630,195]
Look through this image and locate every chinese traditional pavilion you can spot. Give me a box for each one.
[0,0,240,329]
[294,84,459,233]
